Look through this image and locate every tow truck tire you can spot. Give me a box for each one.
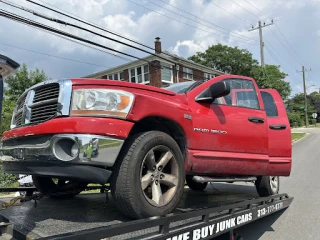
[186,175,208,191]
[111,131,185,219]
[32,176,88,199]
[255,176,279,197]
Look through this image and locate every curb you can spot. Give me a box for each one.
[292,132,309,145]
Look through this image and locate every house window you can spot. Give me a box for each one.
[144,65,149,82]
[130,69,136,83]
[161,63,173,83]
[108,74,113,80]
[113,73,118,80]
[204,72,215,80]
[119,71,124,80]
[183,67,193,80]
[129,65,150,84]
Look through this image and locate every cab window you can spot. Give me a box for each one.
[213,78,260,109]
[261,91,278,117]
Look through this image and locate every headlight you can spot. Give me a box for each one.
[71,89,134,119]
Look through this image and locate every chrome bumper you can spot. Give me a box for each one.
[0,134,124,167]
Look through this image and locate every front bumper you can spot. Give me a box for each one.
[0,134,124,184]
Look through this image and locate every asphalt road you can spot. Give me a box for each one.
[237,127,320,239]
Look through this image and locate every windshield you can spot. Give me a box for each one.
[162,81,202,94]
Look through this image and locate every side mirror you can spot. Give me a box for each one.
[195,81,230,103]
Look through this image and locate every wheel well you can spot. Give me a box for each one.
[129,116,187,158]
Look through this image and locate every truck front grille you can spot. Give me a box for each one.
[11,80,72,129]
[30,84,60,123]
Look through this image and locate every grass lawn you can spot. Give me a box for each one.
[292,132,307,142]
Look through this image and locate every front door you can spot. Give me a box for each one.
[260,89,292,176]
[187,76,269,175]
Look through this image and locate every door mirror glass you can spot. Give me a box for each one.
[195,81,230,103]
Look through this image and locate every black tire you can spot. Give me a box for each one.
[255,176,279,197]
[186,175,207,191]
[111,131,185,219]
[32,176,88,199]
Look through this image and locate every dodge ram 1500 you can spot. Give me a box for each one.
[0,74,292,219]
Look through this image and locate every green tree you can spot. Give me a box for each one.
[251,65,291,99]
[4,63,48,101]
[0,64,48,187]
[1,64,48,134]
[188,44,292,100]
[188,43,259,76]
[287,93,315,126]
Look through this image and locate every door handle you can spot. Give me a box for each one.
[269,124,287,130]
[248,117,265,123]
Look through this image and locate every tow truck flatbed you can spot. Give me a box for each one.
[0,183,293,240]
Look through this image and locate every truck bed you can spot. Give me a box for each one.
[0,183,259,239]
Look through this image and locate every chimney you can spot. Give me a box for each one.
[155,37,161,54]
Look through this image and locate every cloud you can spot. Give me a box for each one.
[1,0,319,95]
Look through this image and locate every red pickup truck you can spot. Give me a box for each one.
[0,74,292,219]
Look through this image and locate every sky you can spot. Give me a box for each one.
[0,0,320,96]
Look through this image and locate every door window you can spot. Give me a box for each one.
[261,91,278,117]
[213,78,260,110]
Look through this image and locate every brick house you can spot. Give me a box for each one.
[85,37,225,87]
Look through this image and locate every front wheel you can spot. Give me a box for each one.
[255,176,279,197]
[111,131,185,219]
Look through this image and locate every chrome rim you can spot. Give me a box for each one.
[270,176,278,193]
[140,146,179,207]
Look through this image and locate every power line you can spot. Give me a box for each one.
[269,30,302,67]
[0,42,115,69]
[24,0,155,51]
[238,0,305,68]
[1,0,182,66]
[274,25,303,65]
[0,9,222,81]
[23,0,227,73]
[207,1,251,24]
[264,46,301,86]
[229,0,259,19]
[127,0,258,45]
[146,0,259,43]
[0,9,144,61]
[243,0,269,19]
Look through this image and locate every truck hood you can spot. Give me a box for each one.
[71,78,176,96]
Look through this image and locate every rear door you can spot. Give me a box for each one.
[260,89,292,176]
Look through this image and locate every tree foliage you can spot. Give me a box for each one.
[1,64,48,135]
[251,65,291,99]
[189,43,259,76]
[5,63,48,101]
[188,44,291,99]
[286,92,319,126]
[0,64,48,186]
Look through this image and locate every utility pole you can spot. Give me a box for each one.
[248,20,274,67]
[297,66,312,127]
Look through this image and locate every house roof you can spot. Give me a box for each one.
[84,51,225,78]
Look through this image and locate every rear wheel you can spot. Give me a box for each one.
[255,176,279,197]
[32,176,88,199]
[186,175,208,191]
[111,131,185,219]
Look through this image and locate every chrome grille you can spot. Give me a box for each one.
[14,94,27,127]
[11,79,72,129]
[30,83,60,123]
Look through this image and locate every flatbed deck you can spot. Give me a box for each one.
[0,183,292,239]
